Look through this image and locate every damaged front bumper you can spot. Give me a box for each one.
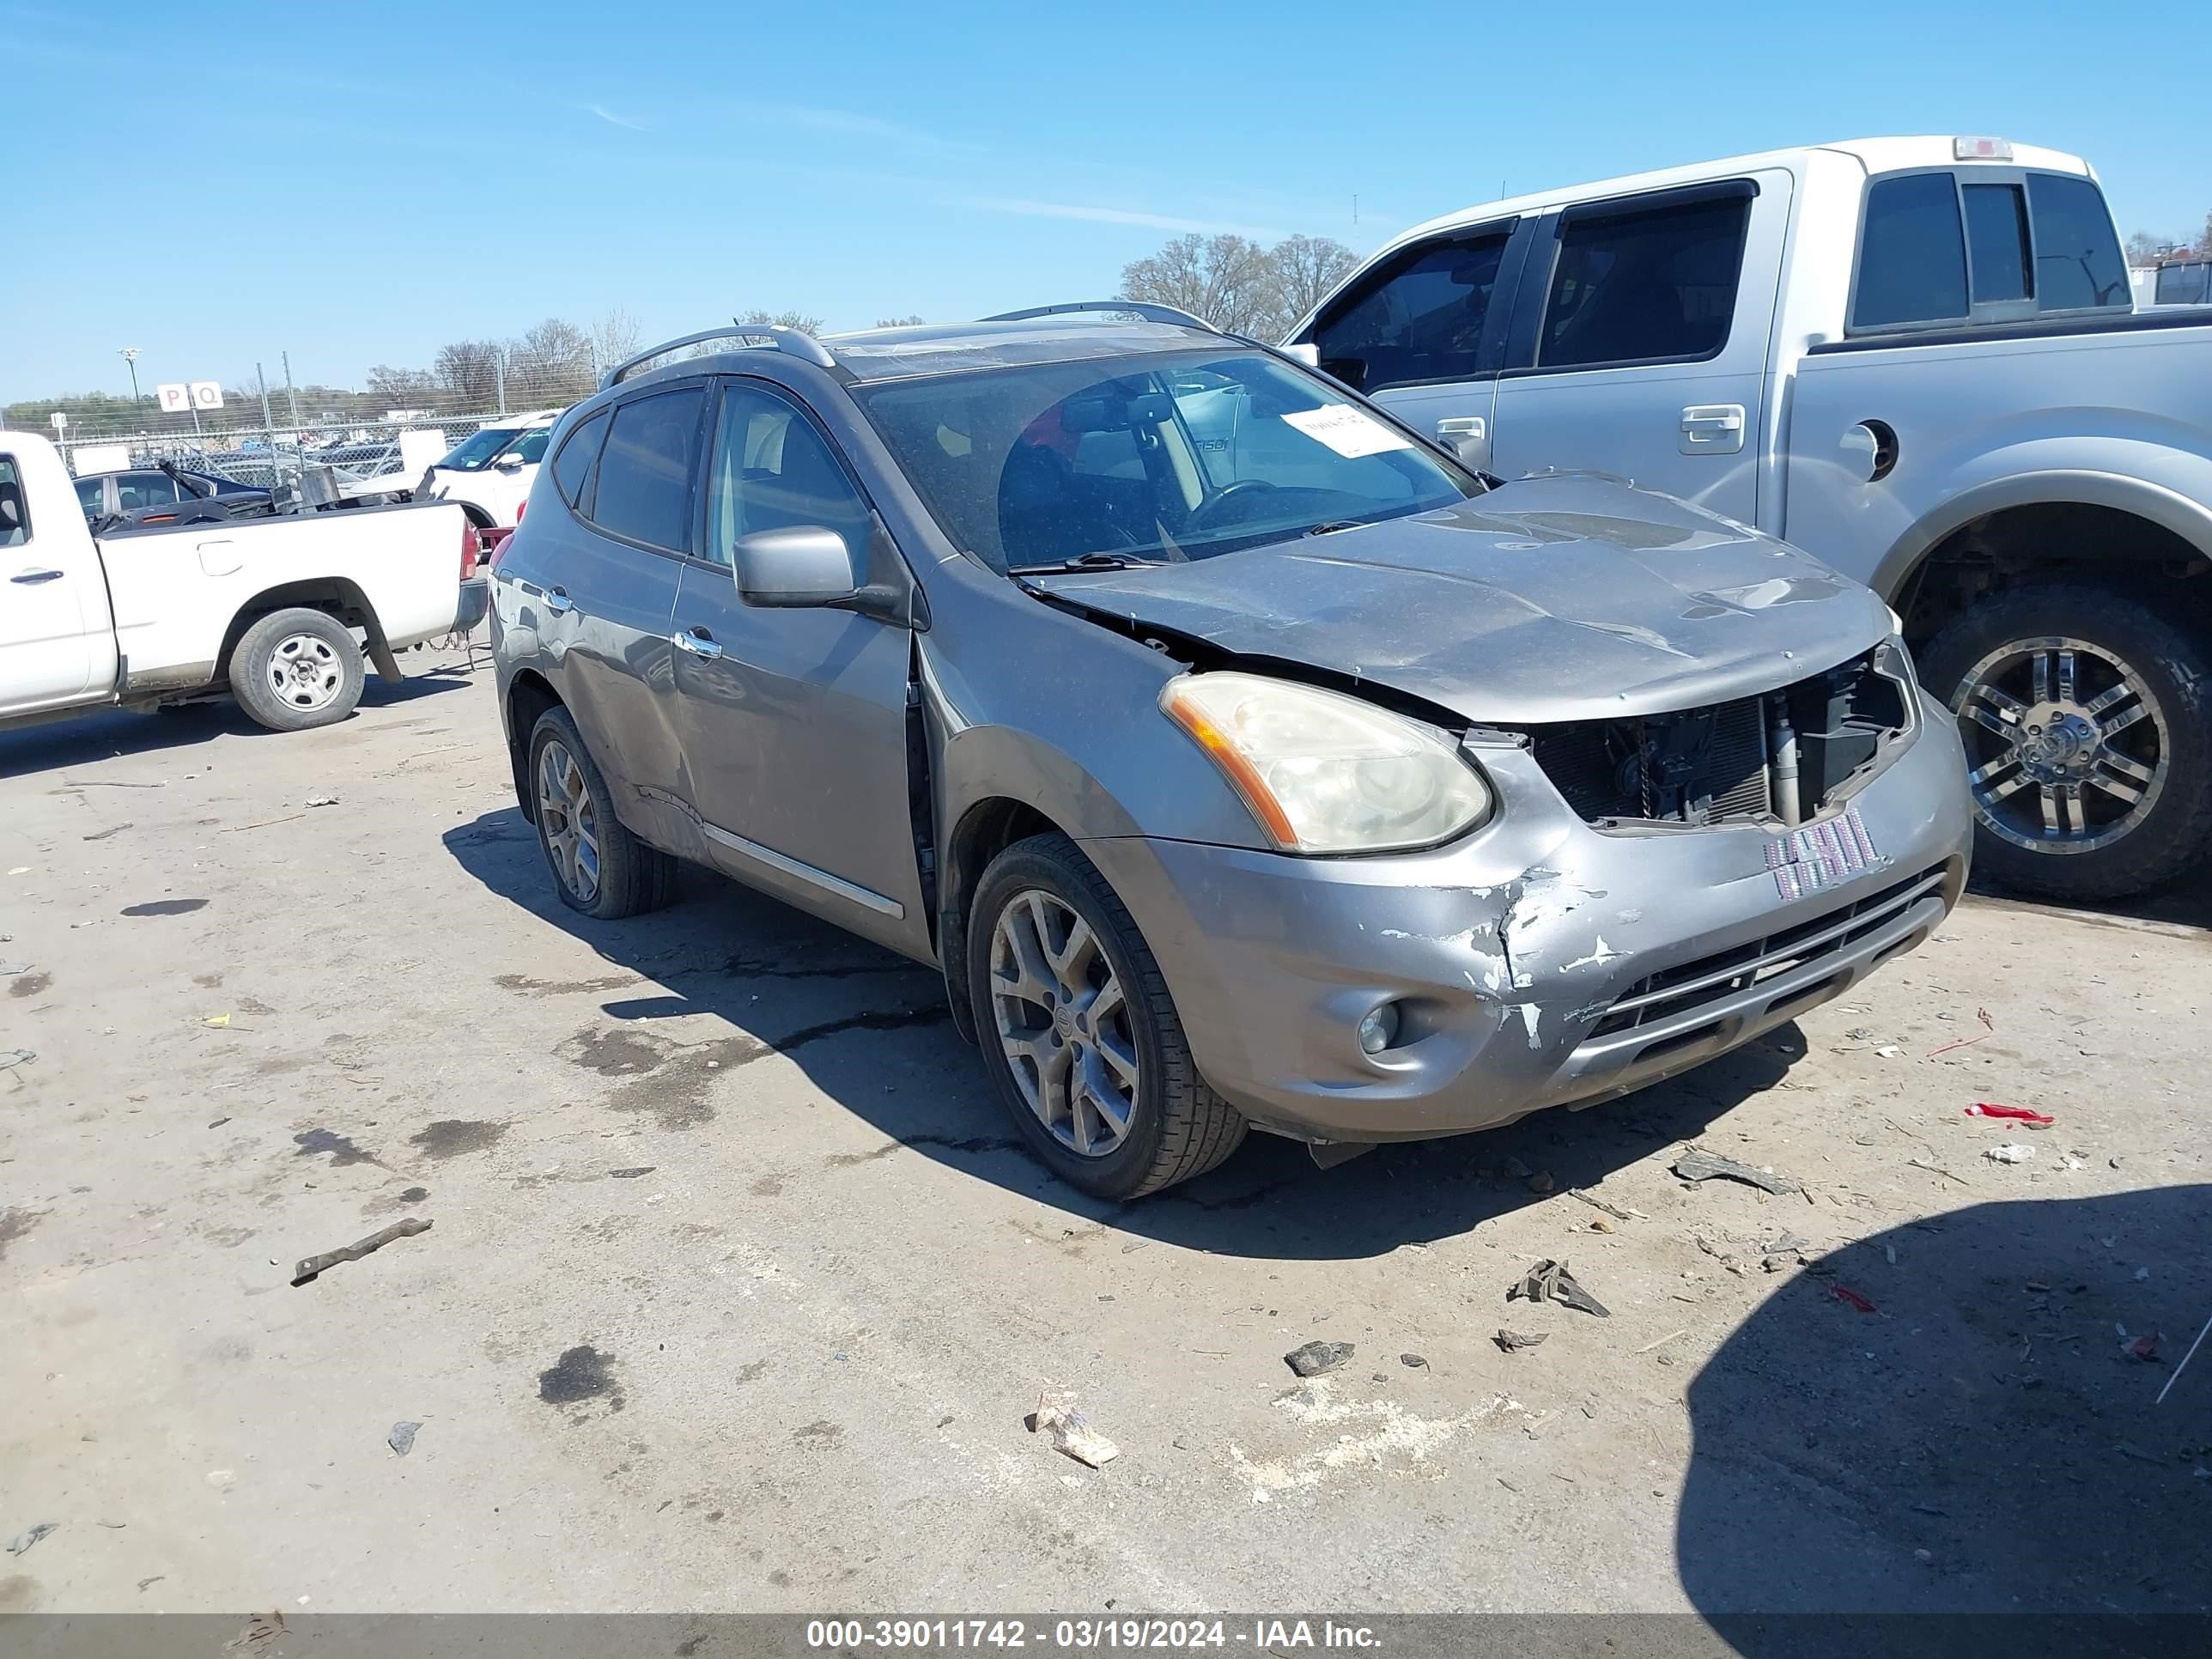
[1082,690,1972,1145]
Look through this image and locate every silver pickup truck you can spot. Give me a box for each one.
[1290,136,2212,902]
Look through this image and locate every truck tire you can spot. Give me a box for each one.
[526,708,678,920]
[968,832,1246,1200]
[228,607,365,732]
[1919,583,2212,901]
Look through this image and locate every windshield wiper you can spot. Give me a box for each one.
[1301,520,1364,538]
[1009,551,1162,574]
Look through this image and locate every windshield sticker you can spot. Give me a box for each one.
[1280,404,1415,459]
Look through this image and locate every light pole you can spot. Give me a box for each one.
[118,346,143,410]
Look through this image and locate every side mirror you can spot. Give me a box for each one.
[730,526,859,608]
[494,451,526,471]
[1280,342,1321,368]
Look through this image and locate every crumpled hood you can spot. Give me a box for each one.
[1031,473,1894,723]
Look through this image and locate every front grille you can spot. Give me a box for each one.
[1588,863,1947,1042]
[1521,645,1912,829]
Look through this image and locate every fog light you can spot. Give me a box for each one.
[1358,1003,1401,1055]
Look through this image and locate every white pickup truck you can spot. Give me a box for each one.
[1291,136,2212,902]
[1,431,485,732]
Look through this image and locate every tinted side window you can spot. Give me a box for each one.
[1853,174,1969,329]
[1963,183,2031,303]
[1,457,30,546]
[1312,231,1510,393]
[117,472,179,510]
[75,477,104,520]
[511,427,554,465]
[1540,195,1748,368]
[702,383,871,568]
[589,389,703,551]
[2155,261,2212,307]
[550,409,611,511]
[2028,173,2130,311]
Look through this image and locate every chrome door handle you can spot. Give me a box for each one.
[542,586,574,614]
[1678,404,1747,456]
[10,568,64,585]
[1437,417,1486,440]
[671,629,724,660]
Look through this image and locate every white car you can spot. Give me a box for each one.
[1289,135,2212,902]
[1,432,482,732]
[414,410,565,530]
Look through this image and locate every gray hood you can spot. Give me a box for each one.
[1032,473,1893,724]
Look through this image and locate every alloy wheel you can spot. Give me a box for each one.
[535,738,602,902]
[988,890,1140,1158]
[1954,635,2169,855]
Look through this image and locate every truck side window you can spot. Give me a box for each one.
[0,458,28,547]
[1852,173,1969,329]
[1310,230,1509,393]
[702,385,872,568]
[549,410,611,512]
[1538,194,1749,369]
[586,389,704,554]
[2027,173,2130,311]
[1962,183,2032,303]
[75,477,104,521]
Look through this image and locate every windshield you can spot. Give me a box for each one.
[436,427,528,471]
[853,349,1479,572]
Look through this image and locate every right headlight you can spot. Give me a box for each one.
[1159,671,1492,854]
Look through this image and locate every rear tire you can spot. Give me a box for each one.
[968,833,1245,1200]
[228,607,363,732]
[526,708,677,920]
[1919,583,2212,901]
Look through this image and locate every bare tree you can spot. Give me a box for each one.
[590,307,642,375]
[507,317,596,403]
[433,340,501,407]
[2126,229,2171,264]
[1120,234,1282,336]
[874,313,927,328]
[739,307,826,335]
[1269,234,1358,330]
[366,364,439,406]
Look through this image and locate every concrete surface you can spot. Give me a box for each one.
[2,650,2207,1618]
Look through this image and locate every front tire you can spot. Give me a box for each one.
[526,708,677,920]
[1920,583,2212,901]
[968,833,1245,1200]
[229,607,364,732]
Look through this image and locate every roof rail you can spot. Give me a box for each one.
[981,300,1220,332]
[600,321,836,390]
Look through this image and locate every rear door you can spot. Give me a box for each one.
[527,391,698,846]
[1292,219,1521,468]
[665,377,928,957]
[0,452,111,714]
[1486,174,1789,521]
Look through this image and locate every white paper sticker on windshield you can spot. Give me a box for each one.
[1279,404,1415,459]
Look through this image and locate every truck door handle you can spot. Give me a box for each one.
[1436,416,1489,468]
[1678,404,1747,455]
[671,628,724,660]
[543,586,574,614]
[10,568,64,585]
[1437,417,1486,440]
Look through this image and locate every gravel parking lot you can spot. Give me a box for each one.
[3,650,2208,1620]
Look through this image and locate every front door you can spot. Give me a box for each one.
[668,378,927,957]
[1485,173,1790,525]
[0,453,103,716]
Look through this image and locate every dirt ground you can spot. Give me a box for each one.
[3,647,2208,1620]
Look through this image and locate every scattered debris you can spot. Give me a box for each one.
[2113,1442,2163,1465]
[1911,1503,1948,1517]
[305,796,340,809]
[1399,1352,1428,1369]
[1831,1285,1879,1314]
[2127,1334,2160,1362]
[223,1611,287,1654]
[290,1217,432,1285]
[5,1522,58,1556]
[1494,1329,1548,1353]
[1907,1156,1971,1185]
[1634,1328,1688,1355]
[387,1420,422,1456]
[0,1048,33,1070]
[1526,1170,1556,1194]
[1566,1188,1645,1221]
[1925,1032,1991,1058]
[1507,1259,1610,1318]
[0,961,26,976]
[1966,1102,2053,1127]
[82,823,132,842]
[1285,1340,1355,1377]
[1673,1148,1800,1196]
[1502,1155,1532,1181]
[207,1116,230,1128]
[1983,1143,2036,1164]
[203,1013,231,1029]
[1589,1217,1615,1234]
[1875,1045,1902,1059]
[1030,1396,1119,1468]
[219,814,306,835]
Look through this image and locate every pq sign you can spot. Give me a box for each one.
[189,381,224,410]
[156,383,191,414]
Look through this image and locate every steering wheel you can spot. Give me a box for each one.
[1185,478,1279,532]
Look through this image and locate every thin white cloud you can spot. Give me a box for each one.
[947,195,1288,240]
[586,104,649,133]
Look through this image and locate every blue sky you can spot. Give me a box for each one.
[6,0,2207,399]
